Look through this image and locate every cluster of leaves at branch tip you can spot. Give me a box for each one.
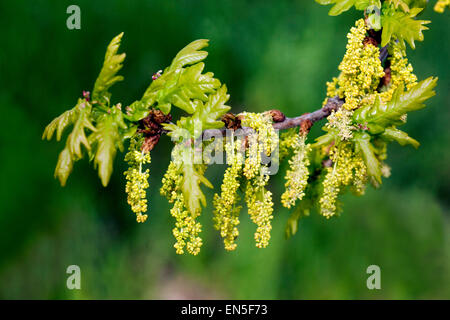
[43,0,441,255]
[316,0,432,48]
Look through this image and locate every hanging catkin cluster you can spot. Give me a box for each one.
[326,19,385,140]
[124,135,151,223]
[378,38,418,103]
[160,160,203,255]
[319,143,367,218]
[213,112,277,250]
[281,133,311,209]
[213,134,244,251]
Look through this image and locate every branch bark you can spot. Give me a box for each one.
[201,96,344,140]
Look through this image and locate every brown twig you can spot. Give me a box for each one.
[201,96,344,140]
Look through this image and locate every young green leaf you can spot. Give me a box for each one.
[156,62,221,114]
[65,100,97,159]
[354,77,437,131]
[42,107,76,141]
[88,108,127,186]
[389,0,410,12]
[354,133,382,187]
[381,7,430,48]
[123,100,150,122]
[54,146,74,187]
[381,127,420,148]
[315,0,381,16]
[167,39,209,72]
[135,39,218,117]
[181,163,213,216]
[312,130,337,148]
[198,85,230,130]
[92,33,126,105]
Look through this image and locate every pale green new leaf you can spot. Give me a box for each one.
[139,68,180,114]
[381,127,420,148]
[312,130,337,148]
[315,0,381,16]
[381,7,430,48]
[389,0,410,12]
[160,122,182,138]
[181,163,213,216]
[169,85,230,139]
[44,99,97,186]
[65,100,97,159]
[354,133,382,187]
[123,100,150,122]
[167,39,209,72]
[139,40,217,116]
[42,107,76,141]
[354,77,437,131]
[156,62,220,114]
[197,85,230,130]
[88,109,127,186]
[92,33,126,104]
[54,146,74,187]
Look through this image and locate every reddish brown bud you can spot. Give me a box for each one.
[363,36,378,47]
[142,135,161,153]
[221,112,242,130]
[299,119,313,135]
[138,109,173,152]
[267,109,286,123]
[382,66,391,87]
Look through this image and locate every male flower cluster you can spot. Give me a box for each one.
[213,135,244,251]
[124,135,151,223]
[281,133,311,209]
[161,161,203,255]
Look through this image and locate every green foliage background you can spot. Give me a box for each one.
[0,0,448,299]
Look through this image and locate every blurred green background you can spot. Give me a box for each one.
[0,0,448,299]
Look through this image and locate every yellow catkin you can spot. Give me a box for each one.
[124,135,151,223]
[170,194,203,255]
[245,166,274,248]
[281,134,311,208]
[279,129,298,160]
[240,112,277,179]
[213,135,244,251]
[379,39,418,103]
[160,161,203,255]
[324,19,384,141]
[351,154,367,196]
[319,143,368,218]
[238,112,276,248]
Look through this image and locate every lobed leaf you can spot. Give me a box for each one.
[44,99,97,186]
[315,0,381,16]
[381,127,420,148]
[42,107,76,141]
[92,33,126,105]
[181,163,213,216]
[54,147,74,187]
[137,40,218,117]
[354,77,437,131]
[65,100,97,159]
[354,133,382,187]
[381,7,430,48]
[156,63,221,114]
[167,39,209,72]
[88,109,127,186]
